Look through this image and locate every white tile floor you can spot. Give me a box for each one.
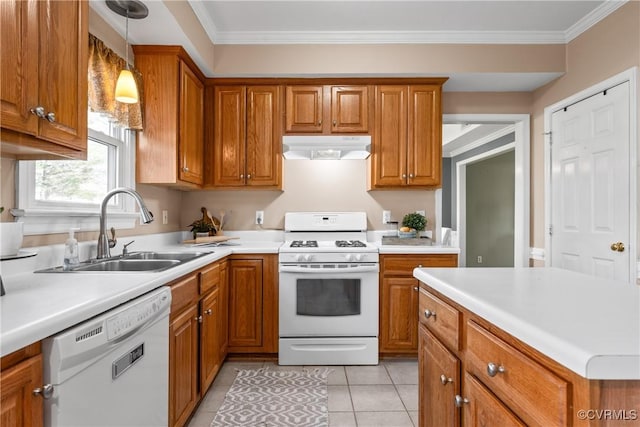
[187,359,419,427]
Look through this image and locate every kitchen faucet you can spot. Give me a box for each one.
[97,188,154,259]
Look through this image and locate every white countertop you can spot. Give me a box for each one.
[375,243,460,255]
[414,267,640,380]
[0,229,458,358]
[0,233,281,357]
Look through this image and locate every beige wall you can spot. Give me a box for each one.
[530,1,640,250]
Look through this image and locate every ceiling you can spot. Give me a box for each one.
[89,0,627,91]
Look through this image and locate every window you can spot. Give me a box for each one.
[16,112,138,235]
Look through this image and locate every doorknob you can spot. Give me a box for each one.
[610,242,625,252]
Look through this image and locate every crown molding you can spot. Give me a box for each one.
[187,0,218,44]
[564,0,628,42]
[211,30,569,45]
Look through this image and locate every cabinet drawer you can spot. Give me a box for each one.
[200,263,220,294]
[466,321,569,426]
[383,254,457,276]
[418,289,460,351]
[170,274,199,315]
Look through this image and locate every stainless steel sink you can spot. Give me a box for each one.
[72,259,181,272]
[36,251,212,273]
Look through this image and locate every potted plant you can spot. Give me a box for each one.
[189,219,216,238]
[399,212,427,238]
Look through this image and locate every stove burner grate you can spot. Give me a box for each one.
[290,240,318,248]
[335,240,366,248]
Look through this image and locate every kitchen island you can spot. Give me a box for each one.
[414,267,640,426]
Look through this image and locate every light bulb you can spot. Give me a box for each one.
[115,69,138,104]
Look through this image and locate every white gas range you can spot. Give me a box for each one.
[278,212,379,365]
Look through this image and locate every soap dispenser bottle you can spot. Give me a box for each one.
[63,228,80,270]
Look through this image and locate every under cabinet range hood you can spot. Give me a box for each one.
[282,135,371,160]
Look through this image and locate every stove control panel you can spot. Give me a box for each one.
[279,252,379,264]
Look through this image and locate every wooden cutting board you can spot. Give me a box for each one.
[182,235,240,244]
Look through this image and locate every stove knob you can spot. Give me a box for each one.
[295,254,304,262]
[345,254,353,262]
[304,254,313,262]
[354,254,363,262]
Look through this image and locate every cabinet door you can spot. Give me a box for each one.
[0,354,43,427]
[213,86,246,186]
[228,259,263,348]
[372,85,408,187]
[0,0,38,135]
[246,86,281,187]
[331,86,369,133]
[407,85,441,186]
[419,325,460,427]
[200,289,220,394]
[380,277,419,353]
[37,0,87,150]
[169,305,199,427]
[462,373,525,427]
[179,61,204,185]
[285,86,323,133]
[218,261,229,360]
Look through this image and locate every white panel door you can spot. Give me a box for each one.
[551,82,630,281]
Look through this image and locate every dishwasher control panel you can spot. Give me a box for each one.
[106,288,171,341]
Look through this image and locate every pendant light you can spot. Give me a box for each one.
[106,0,149,104]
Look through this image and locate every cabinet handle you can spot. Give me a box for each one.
[440,374,453,385]
[240,174,244,179]
[487,362,505,377]
[205,309,213,316]
[454,395,469,407]
[332,119,337,126]
[45,112,56,123]
[247,174,251,179]
[33,384,54,399]
[413,286,419,291]
[183,167,189,172]
[195,315,203,323]
[409,173,414,178]
[318,120,322,126]
[423,309,436,319]
[30,106,46,118]
[402,173,407,179]
[417,264,423,268]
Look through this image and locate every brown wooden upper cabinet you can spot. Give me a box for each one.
[285,85,370,134]
[0,0,88,159]
[133,46,205,189]
[369,83,444,189]
[207,85,281,189]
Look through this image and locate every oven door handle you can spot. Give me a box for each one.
[279,265,379,274]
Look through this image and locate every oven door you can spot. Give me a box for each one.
[279,263,379,337]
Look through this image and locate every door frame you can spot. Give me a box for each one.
[544,67,638,283]
[442,114,531,268]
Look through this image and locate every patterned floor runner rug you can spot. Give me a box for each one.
[211,368,330,427]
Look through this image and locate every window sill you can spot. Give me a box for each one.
[10,209,141,236]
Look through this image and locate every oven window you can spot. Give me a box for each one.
[296,279,361,316]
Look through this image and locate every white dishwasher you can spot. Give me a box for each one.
[42,286,172,427]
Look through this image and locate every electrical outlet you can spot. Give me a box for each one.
[256,210,264,225]
[416,210,426,217]
[382,210,391,224]
[162,210,168,225]
[477,255,483,264]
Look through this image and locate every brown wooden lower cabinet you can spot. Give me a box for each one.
[168,258,229,427]
[418,284,640,427]
[227,254,278,354]
[0,344,43,427]
[170,303,199,427]
[380,254,457,355]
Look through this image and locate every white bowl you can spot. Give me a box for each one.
[1,222,24,257]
